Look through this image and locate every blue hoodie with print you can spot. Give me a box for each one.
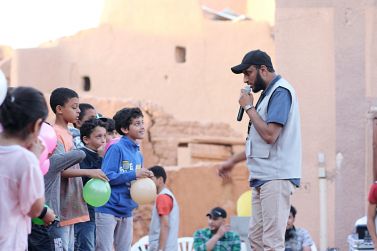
[96,136,143,217]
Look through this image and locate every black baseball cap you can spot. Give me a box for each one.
[231,49,273,74]
[206,207,227,219]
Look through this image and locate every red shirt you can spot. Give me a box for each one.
[368,183,377,204]
[156,194,173,216]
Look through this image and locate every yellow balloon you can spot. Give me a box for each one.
[236,190,252,216]
[130,178,157,205]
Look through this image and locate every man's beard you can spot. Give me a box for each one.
[252,70,265,93]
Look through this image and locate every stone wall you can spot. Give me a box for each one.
[69,96,243,168]
[62,96,249,242]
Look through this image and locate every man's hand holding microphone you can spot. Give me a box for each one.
[218,85,255,180]
[237,85,254,121]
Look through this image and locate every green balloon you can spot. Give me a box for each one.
[32,217,45,225]
[83,178,111,207]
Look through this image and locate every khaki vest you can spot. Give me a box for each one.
[246,77,302,180]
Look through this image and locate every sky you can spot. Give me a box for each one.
[0,0,104,48]
[0,0,276,49]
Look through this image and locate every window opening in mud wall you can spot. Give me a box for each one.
[175,46,186,63]
[82,76,91,92]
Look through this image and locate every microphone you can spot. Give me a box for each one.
[237,85,252,121]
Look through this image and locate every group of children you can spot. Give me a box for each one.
[0,86,173,251]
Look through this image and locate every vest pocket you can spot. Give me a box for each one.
[247,126,273,158]
[249,143,272,158]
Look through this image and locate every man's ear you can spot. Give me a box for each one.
[121,127,129,135]
[55,105,64,114]
[82,136,89,145]
[259,66,267,77]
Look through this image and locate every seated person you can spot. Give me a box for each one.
[285,206,314,251]
[193,207,241,251]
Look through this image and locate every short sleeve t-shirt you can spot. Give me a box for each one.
[0,145,44,250]
[53,124,89,226]
[253,75,292,127]
[266,87,292,126]
[368,183,377,204]
[54,124,74,151]
[156,194,173,216]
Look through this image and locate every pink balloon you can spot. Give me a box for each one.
[104,137,120,154]
[39,123,57,154]
[40,159,50,175]
[38,137,48,165]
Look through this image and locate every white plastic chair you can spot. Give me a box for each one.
[178,237,194,251]
[131,235,149,251]
[311,243,318,251]
[241,241,247,251]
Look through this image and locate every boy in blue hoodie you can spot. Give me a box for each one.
[95,107,153,251]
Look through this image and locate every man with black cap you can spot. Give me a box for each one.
[218,49,302,251]
[193,207,241,251]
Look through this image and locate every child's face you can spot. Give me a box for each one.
[287,213,295,229]
[150,175,163,188]
[83,126,107,151]
[76,108,97,128]
[105,130,118,143]
[60,97,80,124]
[122,116,144,141]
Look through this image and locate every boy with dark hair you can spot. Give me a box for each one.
[49,87,107,251]
[285,206,314,251]
[74,118,107,251]
[49,87,79,114]
[148,165,180,251]
[95,107,153,251]
[29,88,87,251]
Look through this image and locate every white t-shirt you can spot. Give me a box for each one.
[0,145,44,251]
